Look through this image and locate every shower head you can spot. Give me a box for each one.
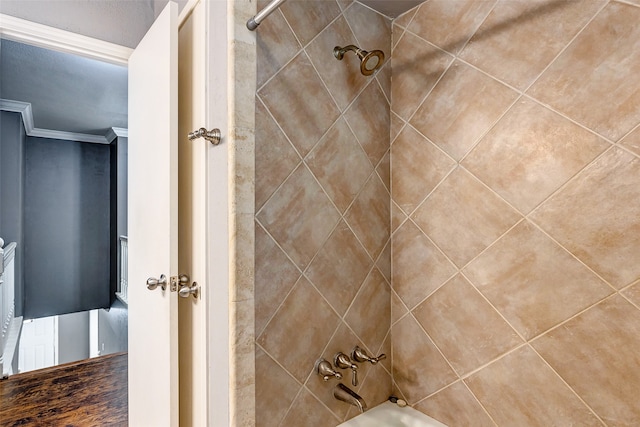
[333,45,385,76]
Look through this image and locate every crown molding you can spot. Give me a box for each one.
[106,127,129,143]
[0,13,132,66]
[1,99,127,144]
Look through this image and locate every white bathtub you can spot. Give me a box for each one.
[337,402,448,427]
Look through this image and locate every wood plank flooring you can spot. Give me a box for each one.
[0,352,128,426]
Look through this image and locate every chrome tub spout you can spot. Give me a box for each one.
[333,383,367,413]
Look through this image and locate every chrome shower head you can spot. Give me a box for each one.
[334,45,385,76]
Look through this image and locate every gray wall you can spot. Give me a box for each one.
[98,300,128,355]
[0,111,26,316]
[57,310,90,364]
[24,136,111,318]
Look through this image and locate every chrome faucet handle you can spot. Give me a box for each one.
[334,352,359,387]
[352,345,387,365]
[316,358,343,382]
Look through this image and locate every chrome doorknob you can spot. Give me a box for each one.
[179,281,199,299]
[146,274,167,291]
[188,127,221,145]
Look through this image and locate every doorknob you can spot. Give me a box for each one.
[188,127,221,145]
[179,281,199,299]
[146,274,167,291]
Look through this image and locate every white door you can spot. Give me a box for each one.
[18,316,58,372]
[127,2,179,426]
[178,1,208,424]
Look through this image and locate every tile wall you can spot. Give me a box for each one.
[391,1,640,426]
[254,1,392,425]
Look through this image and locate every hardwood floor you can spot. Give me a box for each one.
[0,352,128,426]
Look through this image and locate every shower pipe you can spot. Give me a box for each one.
[247,0,288,31]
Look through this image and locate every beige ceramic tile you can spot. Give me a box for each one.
[256,277,341,383]
[620,125,640,157]
[345,269,391,355]
[256,10,301,87]
[460,0,604,90]
[393,6,418,29]
[376,61,391,102]
[256,164,340,270]
[376,150,390,192]
[392,221,457,310]
[391,289,409,325]
[528,2,640,141]
[305,322,371,421]
[254,100,301,210]
[230,299,255,389]
[622,281,640,309]
[415,381,496,427]
[345,2,392,56]
[412,168,521,267]
[255,347,302,427]
[391,22,404,52]
[408,0,496,54]
[258,52,340,157]
[280,387,341,427]
[376,240,391,283]
[532,296,640,425]
[391,126,456,214]
[463,98,609,213]
[306,118,373,213]
[410,60,519,161]
[378,332,392,376]
[336,0,353,11]
[305,221,373,316]
[255,224,301,335]
[345,174,390,260]
[391,31,454,120]
[392,314,458,403]
[279,0,342,46]
[530,148,640,289]
[390,111,405,143]
[466,346,602,426]
[413,275,523,376]
[344,81,390,167]
[306,16,370,111]
[464,221,613,339]
[391,200,407,232]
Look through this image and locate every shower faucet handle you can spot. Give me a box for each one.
[316,358,343,382]
[334,352,359,387]
[352,345,386,365]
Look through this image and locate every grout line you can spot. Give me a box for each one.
[408,310,465,382]
[253,95,305,214]
[525,218,619,294]
[460,380,501,427]
[518,0,610,96]
[257,0,640,418]
[527,343,608,426]
[459,267,529,343]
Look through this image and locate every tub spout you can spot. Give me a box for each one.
[333,383,367,413]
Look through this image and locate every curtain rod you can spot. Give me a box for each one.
[246,0,288,31]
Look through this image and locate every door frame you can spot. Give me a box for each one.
[0,7,230,424]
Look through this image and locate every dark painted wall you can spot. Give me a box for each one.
[24,136,111,318]
[0,111,26,316]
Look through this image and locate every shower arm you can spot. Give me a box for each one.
[247,0,288,31]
